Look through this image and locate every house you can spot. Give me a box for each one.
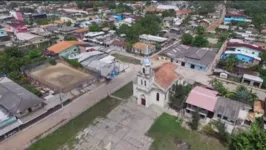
[73,28,89,40]
[160,44,216,71]
[133,49,185,108]
[132,42,156,55]
[15,32,47,48]
[110,39,127,51]
[221,42,264,64]
[5,20,27,33]
[198,19,211,28]
[185,86,218,119]
[241,74,263,88]
[0,77,45,137]
[156,4,179,11]
[213,97,251,125]
[47,41,87,57]
[224,13,247,24]
[60,16,75,24]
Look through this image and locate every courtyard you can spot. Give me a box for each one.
[30,63,95,91]
[61,100,162,150]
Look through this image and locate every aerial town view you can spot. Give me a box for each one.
[0,0,266,150]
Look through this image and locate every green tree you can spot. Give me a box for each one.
[196,26,205,35]
[181,33,193,45]
[234,86,257,105]
[260,51,266,62]
[89,24,101,32]
[191,109,200,130]
[66,21,72,26]
[229,122,266,150]
[169,84,192,111]
[64,34,77,41]
[192,35,208,47]
[215,121,230,144]
[221,55,240,72]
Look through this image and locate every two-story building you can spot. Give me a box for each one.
[47,41,87,58]
[221,42,264,64]
[224,13,247,24]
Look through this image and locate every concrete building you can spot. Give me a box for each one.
[133,45,185,108]
[160,44,216,71]
[241,74,263,88]
[224,13,249,24]
[185,86,218,119]
[0,77,45,138]
[222,42,264,64]
[139,34,168,44]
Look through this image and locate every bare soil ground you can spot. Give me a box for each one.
[31,63,92,89]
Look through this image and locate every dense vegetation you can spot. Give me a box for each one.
[0,47,45,96]
[227,1,266,30]
[209,79,257,106]
[116,14,161,45]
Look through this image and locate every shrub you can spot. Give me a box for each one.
[49,58,57,65]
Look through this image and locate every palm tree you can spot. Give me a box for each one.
[224,55,239,72]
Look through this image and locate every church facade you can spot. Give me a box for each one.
[133,45,185,108]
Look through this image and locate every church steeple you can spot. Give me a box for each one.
[142,44,152,76]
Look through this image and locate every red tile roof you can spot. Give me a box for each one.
[186,86,218,112]
[154,63,181,89]
[176,9,191,15]
[225,13,246,18]
[227,42,264,52]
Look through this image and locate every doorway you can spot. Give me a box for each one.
[190,64,195,69]
[181,62,185,66]
[141,98,146,106]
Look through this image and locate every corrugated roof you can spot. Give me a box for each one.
[0,77,43,117]
[186,86,218,112]
[74,28,88,33]
[214,97,250,122]
[227,42,264,52]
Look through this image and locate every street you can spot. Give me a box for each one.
[0,64,141,150]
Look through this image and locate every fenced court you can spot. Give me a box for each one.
[29,62,97,93]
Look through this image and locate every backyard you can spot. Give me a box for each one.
[111,53,141,64]
[147,113,227,150]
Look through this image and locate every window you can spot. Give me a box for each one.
[252,52,255,54]
[141,79,143,85]
[143,68,145,74]
[156,93,159,101]
[217,114,222,118]
[73,49,77,51]
[176,60,178,63]
[200,66,202,69]
[223,116,228,121]
[144,81,146,86]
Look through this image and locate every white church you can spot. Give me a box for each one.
[133,45,185,108]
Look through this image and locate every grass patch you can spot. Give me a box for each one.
[111,53,141,64]
[112,82,133,99]
[28,97,121,150]
[147,113,227,150]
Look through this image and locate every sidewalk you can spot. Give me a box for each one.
[0,66,140,150]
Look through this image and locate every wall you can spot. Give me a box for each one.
[227,46,261,57]
[174,59,207,71]
[224,17,246,24]
[0,29,7,37]
[59,45,80,58]
[222,53,254,63]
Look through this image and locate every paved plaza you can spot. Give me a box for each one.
[62,100,163,150]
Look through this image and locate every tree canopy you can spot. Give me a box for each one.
[181,33,193,45]
[116,14,161,44]
[89,23,102,32]
[192,35,208,47]
[229,122,266,150]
